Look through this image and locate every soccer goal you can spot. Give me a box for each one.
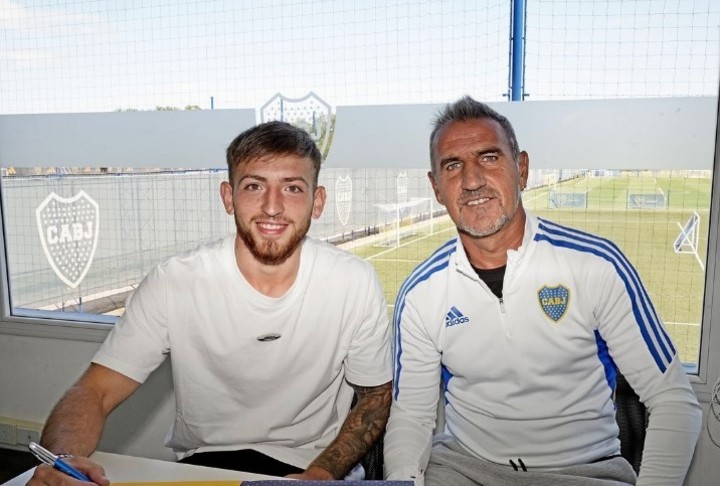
[673,211,704,271]
[547,190,588,209]
[627,188,667,209]
[374,198,435,248]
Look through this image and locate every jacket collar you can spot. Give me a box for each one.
[453,211,539,276]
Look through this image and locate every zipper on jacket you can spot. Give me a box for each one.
[499,297,511,337]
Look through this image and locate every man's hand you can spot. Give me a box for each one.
[285,465,334,480]
[26,456,109,486]
[25,364,139,485]
[300,380,392,480]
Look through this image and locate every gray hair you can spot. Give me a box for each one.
[429,96,520,171]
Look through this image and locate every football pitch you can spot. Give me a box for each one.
[347,174,711,365]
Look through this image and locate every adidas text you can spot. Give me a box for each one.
[446,316,469,326]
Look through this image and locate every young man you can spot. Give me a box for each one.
[29,121,392,485]
[384,96,702,486]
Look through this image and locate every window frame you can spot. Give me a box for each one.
[692,92,720,400]
[0,215,114,342]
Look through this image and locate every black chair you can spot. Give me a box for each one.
[360,435,384,479]
[615,370,649,473]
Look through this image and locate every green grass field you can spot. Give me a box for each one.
[347,173,711,365]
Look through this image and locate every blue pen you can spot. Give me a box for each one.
[28,441,92,482]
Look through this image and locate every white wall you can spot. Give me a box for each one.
[684,401,720,485]
[0,333,175,461]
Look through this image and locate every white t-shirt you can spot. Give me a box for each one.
[93,235,392,468]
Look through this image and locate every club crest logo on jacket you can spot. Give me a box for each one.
[538,285,569,322]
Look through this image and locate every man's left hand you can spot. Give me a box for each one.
[285,465,335,480]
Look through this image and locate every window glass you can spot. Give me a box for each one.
[1,1,718,370]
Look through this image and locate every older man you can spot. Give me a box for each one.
[384,96,701,486]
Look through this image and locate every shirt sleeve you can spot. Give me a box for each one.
[594,256,702,486]
[344,265,393,387]
[635,359,702,486]
[384,294,440,481]
[92,264,170,383]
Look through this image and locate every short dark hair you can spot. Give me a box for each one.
[225,121,322,186]
[429,96,520,171]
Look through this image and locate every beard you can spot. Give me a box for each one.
[235,215,311,266]
[455,187,519,238]
[457,212,511,238]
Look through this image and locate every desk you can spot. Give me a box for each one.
[1,451,284,486]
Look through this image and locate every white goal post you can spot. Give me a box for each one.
[673,211,703,271]
[374,197,434,248]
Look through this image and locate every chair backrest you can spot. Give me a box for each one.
[361,435,384,479]
[615,370,649,473]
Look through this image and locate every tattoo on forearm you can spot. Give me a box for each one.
[309,381,392,479]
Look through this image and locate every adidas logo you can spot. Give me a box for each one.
[445,306,469,327]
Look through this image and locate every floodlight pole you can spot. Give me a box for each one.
[509,0,527,101]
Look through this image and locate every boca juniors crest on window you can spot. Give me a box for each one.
[335,175,353,227]
[396,171,408,204]
[35,191,100,289]
[259,91,335,159]
[538,285,570,322]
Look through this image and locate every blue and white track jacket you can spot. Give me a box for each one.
[384,213,701,486]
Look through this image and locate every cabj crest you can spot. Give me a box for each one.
[538,285,569,322]
[335,175,353,227]
[36,191,100,289]
[396,172,408,204]
[260,92,335,159]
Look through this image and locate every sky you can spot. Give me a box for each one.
[0,0,718,114]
